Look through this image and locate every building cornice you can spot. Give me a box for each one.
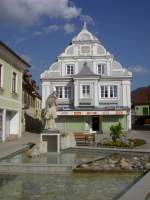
[41,75,132,82]
[41,77,73,81]
[57,55,112,60]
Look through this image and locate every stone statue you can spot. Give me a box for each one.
[44,92,57,130]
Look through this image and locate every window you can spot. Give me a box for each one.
[114,85,118,98]
[66,65,74,75]
[55,86,71,99]
[100,85,118,99]
[12,72,17,93]
[56,86,63,98]
[101,86,108,98]
[64,87,71,98]
[81,85,90,98]
[97,64,105,75]
[143,107,149,116]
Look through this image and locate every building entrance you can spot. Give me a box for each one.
[92,116,99,132]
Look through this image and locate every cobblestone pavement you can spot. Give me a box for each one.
[129,130,150,150]
[0,132,40,159]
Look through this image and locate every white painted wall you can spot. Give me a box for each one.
[41,25,132,129]
[10,111,19,135]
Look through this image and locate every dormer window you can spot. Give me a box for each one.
[97,64,105,75]
[66,65,74,75]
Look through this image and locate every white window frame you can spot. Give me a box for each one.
[64,86,71,98]
[0,64,4,88]
[66,64,74,75]
[100,84,119,99]
[100,85,109,98]
[11,71,18,94]
[97,64,105,75]
[55,86,71,99]
[80,85,90,99]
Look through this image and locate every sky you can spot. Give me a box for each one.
[0,0,150,92]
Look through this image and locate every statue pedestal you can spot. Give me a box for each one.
[41,129,60,153]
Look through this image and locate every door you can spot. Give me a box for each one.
[92,116,99,131]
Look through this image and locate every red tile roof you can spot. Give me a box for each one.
[132,86,150,105]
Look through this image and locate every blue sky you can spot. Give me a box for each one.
[0,0,150,92]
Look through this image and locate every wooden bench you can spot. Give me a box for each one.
[74,132,95,145]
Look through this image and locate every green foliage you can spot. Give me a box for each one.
[129,138,146,147]
[110,122,124,142]
[103,140,129,148]
[102,138,146,148]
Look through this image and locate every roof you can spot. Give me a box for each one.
[72,22,100,43]
[73,62,99,77]
[0,40,31,67]
[132,86,150,105]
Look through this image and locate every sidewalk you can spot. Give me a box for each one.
[0,132,40,159]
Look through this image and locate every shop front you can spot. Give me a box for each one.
[56,110,128,134]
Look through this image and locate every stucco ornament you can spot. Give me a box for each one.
[44,92,57,129]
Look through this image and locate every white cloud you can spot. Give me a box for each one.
[0,0,81,26]
[64,23,76,34]
[32,25,59,37]
[32,31,43,36]
[44,25,59,33]
[128,65,148,74]
[80,15,95,25]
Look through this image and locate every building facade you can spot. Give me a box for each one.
[22,69,42,133]
[0,41,30,141]
[132,86,150,117]
[41,24,132,134]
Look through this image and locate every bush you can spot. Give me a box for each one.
[129,138,146,147]
[101,138,146,148]
[110,122,125,143]
[103,140,130,148]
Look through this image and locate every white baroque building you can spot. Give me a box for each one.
[41,23,132,134]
